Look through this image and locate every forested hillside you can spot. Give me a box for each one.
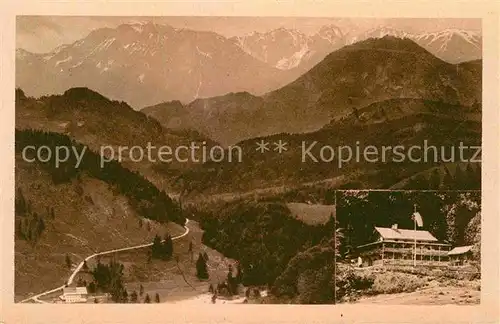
[198,200,335,302]
[16,129,184,225]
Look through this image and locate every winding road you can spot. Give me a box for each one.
[19,219,190,304]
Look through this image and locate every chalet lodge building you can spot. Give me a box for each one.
[356,225,452,267]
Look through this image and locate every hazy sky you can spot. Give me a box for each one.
[17,16,481,53]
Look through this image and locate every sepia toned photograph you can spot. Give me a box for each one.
[13,15,483,307]
[335,190,481,305]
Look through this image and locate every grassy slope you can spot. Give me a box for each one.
[14,156,184,301]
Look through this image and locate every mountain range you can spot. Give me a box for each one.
[16,22,481,110]
[16,29,482,193]
[16,22,293,107]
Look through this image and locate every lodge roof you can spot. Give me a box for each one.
[448,245,474,256]
[63,286,88,295]
[374,226,438,242]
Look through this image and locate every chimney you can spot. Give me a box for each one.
[391,224,398,230]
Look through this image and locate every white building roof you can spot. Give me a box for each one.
[374,226,438,242]
[448,245,474,256]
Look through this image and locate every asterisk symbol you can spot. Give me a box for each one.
[274,140,288,153]
[255,140,270,153]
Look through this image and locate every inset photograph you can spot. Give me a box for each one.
[335,190,480,305]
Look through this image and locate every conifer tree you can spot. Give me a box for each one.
[15,187,27,215]
[65,254,72,269]
[236,262,243,284]
[454,165,466,189]
[352,107,360,121]
[474,164,481,186]
[151,234,162,259]
[428,169,441,189]
[163,234,173,259]
[465,163,480,189]
[442,166,454,190]
[189,241,194,262]
[196,253,209,280]
[155,293,160,303]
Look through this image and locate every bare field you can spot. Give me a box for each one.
[14,159,185,301]
[286,202,335,225]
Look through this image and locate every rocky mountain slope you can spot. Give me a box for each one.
[351,27,481,64]
[230,25,346,72]
[16,22,293,108]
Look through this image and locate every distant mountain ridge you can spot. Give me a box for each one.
[232,25,481,73]
[143,36,482,146]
